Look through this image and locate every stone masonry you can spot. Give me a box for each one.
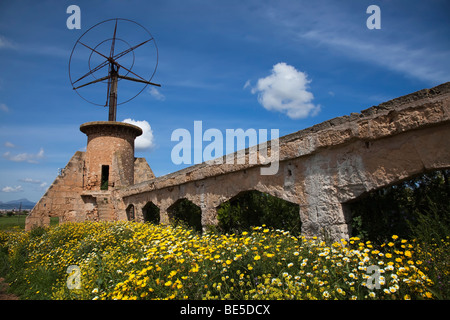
[26,82,450,240]
[26,121,153,230]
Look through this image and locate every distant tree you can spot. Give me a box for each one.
[349,169,450,242]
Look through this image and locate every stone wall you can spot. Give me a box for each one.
[25,154,153,230]
[26,151,86,230]
[118,82,450,240]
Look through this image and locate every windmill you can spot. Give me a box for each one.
[69,18,160,121]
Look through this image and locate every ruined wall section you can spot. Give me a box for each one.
[26,153,154,230]
[25,151,88,230]
[134,158,155,183]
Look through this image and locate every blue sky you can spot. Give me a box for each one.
[0,0,449,202]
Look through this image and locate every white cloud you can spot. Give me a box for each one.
[20,178,42,184]
[39,182,49,192]
[0,103,9,113]
[0,36,16,50]
[148,87,165,101]
[4,141,15,148]
[255,2,449,85]
[248,62,320,119]
[122,119,155,151]
[1,185,23,193]
[300,30,449,85]
[18,178,48,191]
[2,147,45,164]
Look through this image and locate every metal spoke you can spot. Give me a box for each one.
[73,59,109,85]
[78,41,110,61]
[112,60,147,82]
[109,19,118,58]
[112,38,152,61]
[118,74,161,87]
[73,75,110,90]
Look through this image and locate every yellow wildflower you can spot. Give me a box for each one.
[165,280,172,287]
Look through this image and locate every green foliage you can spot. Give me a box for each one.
[0,249,9,276]
[168,199,202,233]
[0,232,10,276]
[348,169,450,299]
[29,226,48,238]
[408,202,450,299]
[349,169,450,243]
[100,180,108,190]
[217,191,301,235]
[142,202,160,224]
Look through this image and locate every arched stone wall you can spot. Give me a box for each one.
[119,83,450,241]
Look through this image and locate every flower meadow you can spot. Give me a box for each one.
[0,221,447,300]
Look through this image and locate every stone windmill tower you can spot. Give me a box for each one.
[26,19,158,230]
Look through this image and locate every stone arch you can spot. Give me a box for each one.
[216,189,301,235]
[142,201,160,224]
[167,198,202,232]
[126,204,135,221]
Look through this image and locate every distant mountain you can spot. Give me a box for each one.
[0,198,36,210]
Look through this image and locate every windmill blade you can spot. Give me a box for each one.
[73,75,110,90]
[118,74,161,87]
[73,59,109,85]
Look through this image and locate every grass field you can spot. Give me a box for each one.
[0,215,59,231]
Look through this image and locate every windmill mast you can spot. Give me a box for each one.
[108,64,119,121]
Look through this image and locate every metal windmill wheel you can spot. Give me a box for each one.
[68,18,160,121]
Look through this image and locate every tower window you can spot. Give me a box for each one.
[101,165,109,190]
